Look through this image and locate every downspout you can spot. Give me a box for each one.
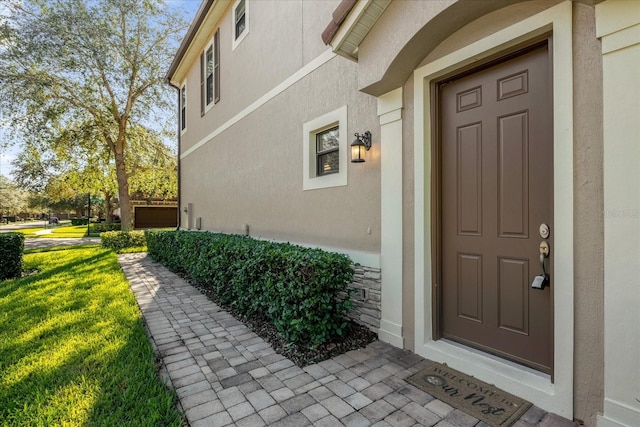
[167,80,181,231]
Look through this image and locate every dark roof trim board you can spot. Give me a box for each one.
[166,0,217,85]
[321,0,358,45]
[322,0,391,61]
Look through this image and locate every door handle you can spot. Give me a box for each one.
[539,241,549,266]
[532,241,550,290]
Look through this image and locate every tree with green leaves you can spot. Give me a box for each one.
[11,120,177,220]
[0,175,27,218]
[0,0,186,230]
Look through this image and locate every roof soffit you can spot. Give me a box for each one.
[328,0,391,61]
[167,0,231,86]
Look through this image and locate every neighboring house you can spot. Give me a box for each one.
[166,1,639,426]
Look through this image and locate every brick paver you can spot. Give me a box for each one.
[119,253,577,427]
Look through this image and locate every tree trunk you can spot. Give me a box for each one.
[103,195,111,223]
[114,145,132,231]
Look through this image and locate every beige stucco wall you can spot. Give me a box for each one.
[302,1,339,66]
[180,0,341,153]
[357,0,453,95]
[180,54,381,253]
[178,0,381,254]
[365,0,603,423]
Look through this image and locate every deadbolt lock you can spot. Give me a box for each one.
[539,223,550,239]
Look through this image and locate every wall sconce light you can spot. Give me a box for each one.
[351,131,372,163]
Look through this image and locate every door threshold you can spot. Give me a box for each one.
[443,339,551,380]
[416,338,568,415]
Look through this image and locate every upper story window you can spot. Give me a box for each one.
[180,83,186,133]
[232,0,249,50]
[205,44,214,105]
[302,106,348,191]
[200,29,220,115]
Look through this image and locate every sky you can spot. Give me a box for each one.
[0,0,202,181]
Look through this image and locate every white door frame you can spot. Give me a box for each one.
[413,1,574,417]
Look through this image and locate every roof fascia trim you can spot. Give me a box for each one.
[167,0,231,86]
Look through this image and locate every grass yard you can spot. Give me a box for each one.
[13,225,97,238]
[0,245,183,426]
[10,226,48,236]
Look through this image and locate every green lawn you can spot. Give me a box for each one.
[13,225,97,238]
[10,226,48,236]
[0,245,183,426]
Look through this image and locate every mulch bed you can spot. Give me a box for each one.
[193,283,378,367]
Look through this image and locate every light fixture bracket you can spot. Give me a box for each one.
[354,131,372,151]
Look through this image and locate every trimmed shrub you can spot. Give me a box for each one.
[90,222,121,233]
[0,232,24,280]
[145,230,354,347]
[71,218,89,225]
[101,230,146,251]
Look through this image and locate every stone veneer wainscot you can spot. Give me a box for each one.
[344,265,381,332]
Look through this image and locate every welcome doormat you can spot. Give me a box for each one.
[406,362,531,426]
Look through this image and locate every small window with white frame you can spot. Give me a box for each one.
[303,106,348,191]
[232,0,249,50]
[200,29,220,114]
[180,83,186,133]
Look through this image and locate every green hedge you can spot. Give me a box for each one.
[146,230,354,347]
[101,230,146,251]
[0,233,24,280]
[90,222,121,233]
[71,218,89,225]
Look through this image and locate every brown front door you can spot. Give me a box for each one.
[439,44,553,373]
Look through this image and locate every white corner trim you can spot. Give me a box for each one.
[378,87,404,350]
[600,22,640,54]
[595,0,640,39]
[377,87,403,116]
[413,1,573,417]
[302,106,348,191]
[379,109,402,126]
[379,319,403,348]
[598,2,640,426]
[597,416,630,427]
[598,398,640,427]
[181,49,337,159]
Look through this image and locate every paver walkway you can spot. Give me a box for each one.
[119,253,577,427]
